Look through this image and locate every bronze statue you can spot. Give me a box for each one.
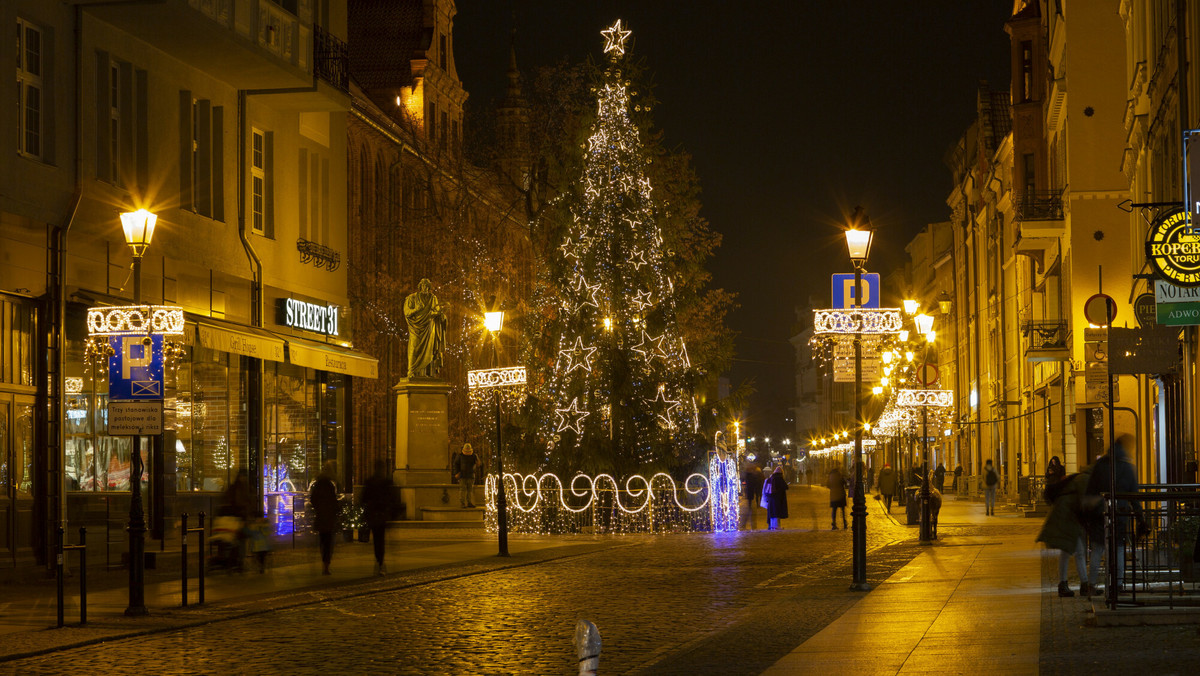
[404,278,445,378]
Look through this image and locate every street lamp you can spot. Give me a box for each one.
[845,206,873,591]
[484,307,510,557]
[120,208,155,617]
[915,315,936,545]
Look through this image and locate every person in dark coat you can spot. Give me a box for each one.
[764,466,789,530]
[309,460,340,575]
[1037,470,1091,596]
[953,464,963,491]
[827,467,847,530]
[1045,456,1066,498]
[933,463,946,493]
[361,460,395,575]
[1084,435,1141,593]
[877,463,898,513]
[219,468,252,570]
[454,443,478,508]
[743,462,766,530]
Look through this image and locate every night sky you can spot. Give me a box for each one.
[455,1,1012,440]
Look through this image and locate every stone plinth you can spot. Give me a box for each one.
[393,379,451,488]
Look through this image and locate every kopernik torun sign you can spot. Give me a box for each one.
[1146,207,1200,287]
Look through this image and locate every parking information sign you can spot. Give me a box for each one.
[108,335,164,401]
[832,273,880,309]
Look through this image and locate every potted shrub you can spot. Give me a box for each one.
[340,498,365,543]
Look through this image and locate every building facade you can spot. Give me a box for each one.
[2,0,372,571]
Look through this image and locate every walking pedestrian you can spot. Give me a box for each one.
[877,462,898,513]
[1083,435,1142,594]
[953,463,963,492]
[453,443,478,508]
[743,462,766,530]
[866,465,875,492]
[764,465,789,530]
[983,459,999,516]
[933,463,946,493]
[1037,469,1091,596]
[217,468,252,571]
[827,467,848,530]
[361,460,395,575]
[1045,456,1066,497]
[310,460,340,575]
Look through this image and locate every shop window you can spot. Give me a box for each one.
[1020,40,1033,103]
[0,297,34,386]
[64,337,133,492]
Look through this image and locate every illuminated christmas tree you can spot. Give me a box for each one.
[532,20,696,475]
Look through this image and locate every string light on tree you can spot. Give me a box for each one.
[555,398,591,434]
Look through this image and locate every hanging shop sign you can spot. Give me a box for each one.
[1145,207,1200,287]
[1134,293,1157,327]
[277,297,340,337]
[1109,326,1179,375]
[1154,280,1200,326]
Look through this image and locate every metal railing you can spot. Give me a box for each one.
[1015,190,1065,221]
[1022,319,1069,350]
[314,25,349,93]
[1102,485,1200,609]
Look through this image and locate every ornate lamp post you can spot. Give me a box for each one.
[845,208,873,592]
[120,208,155,616]
[483,308,510,557]
[913,313,936,544]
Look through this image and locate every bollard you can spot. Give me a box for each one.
[56,527,88,628]
[574,619,601,675]
[182,512,208,606]
[181,513,189,606]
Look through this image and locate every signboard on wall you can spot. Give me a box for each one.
[1145,207,1200,287]
[1155,280,1200,325]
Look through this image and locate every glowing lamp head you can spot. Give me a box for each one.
[903,299,920,315]
[926,330,937,343]
[873,386,884,395]
[844,228,873,262]
[914,313,934,335]
[938,292,952,315]
[881,351,894,364]
[483,310,505,333]
[603,316,613,331]
[899,330,910,343]
[905,351,914,362]
[121,209,157,257]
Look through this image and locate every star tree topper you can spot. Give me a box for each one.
[601,19,632,56]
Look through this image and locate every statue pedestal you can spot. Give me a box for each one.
[393,379,455,520]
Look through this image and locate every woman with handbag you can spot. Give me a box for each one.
[764,466,789,530]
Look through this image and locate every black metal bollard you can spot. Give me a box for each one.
[182,512,208,606]
[56,527,88,628]
[181,513,189,606]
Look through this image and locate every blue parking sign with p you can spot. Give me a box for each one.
[832,273,880,309]
[108,335,164,400]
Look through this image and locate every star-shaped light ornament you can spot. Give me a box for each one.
[652,386,681,430]
[632,329,668,360]
[630,289,654,311]
[601,19,632,56]
[560,236,592,260]
[573,276,602,311]
[559,336,598,374]
[628,249,649,270]
[555,398,591,434]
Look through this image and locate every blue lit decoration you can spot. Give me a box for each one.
[264,463,298,536]
[708,453,739,533]
[484,472,712,535]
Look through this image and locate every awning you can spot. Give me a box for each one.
[285,338,378,379]
[196,319,285,362]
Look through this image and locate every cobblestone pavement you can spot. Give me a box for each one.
[3,487,935,675]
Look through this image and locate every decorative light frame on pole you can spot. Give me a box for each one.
[844,209,873,592]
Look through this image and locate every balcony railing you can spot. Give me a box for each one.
[1022,319,1069,362]
[314,25,349,93]
[1015,190,1065,222]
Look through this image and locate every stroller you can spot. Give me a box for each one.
[209,511,245,571]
